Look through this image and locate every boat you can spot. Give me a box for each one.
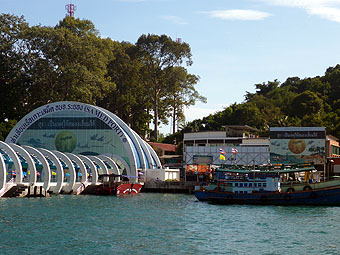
[95,174,143,195]
[194,164,340,206]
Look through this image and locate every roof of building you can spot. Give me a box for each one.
[148,142,177,152]
[224,125,259,132]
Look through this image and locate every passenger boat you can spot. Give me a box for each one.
[95,174,143,196]
[194,164,340,206]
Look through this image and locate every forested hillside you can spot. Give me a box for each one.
[181,65,340,139]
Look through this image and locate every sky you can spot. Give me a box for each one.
[2,0,340,134]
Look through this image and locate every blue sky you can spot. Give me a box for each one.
[2,0,340,134]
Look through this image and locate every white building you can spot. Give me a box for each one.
[183,125,270,168]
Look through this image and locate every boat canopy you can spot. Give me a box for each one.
[216,164,315,174]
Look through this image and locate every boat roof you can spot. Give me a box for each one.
[216,164,315,174]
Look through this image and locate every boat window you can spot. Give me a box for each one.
[263,183,267,187]
[235,191,238,193]
[254,183,257,187]
[249,183,252,187]
[244,183,248,187]
[240,191,243,194]
[235,183,238,187]
[240,183,243,187]
[258,183,262,187]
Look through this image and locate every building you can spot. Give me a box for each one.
[183,125,270,171]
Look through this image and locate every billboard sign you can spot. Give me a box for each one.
[270,127,326,164]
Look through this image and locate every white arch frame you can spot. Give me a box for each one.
[5,101,162,182]
[22,145,51,192]
[9,143,37,186]
[0,153,6,190]
[52,150,75,193]
[0,141,23,184]
[88,156,109,175]
[98,107,147,169]
[77,155,98,185]
[64,153,87,183]
[145,142,162,168]
[97,155,120,175]
[37,148,64,194]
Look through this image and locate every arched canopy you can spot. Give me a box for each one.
[0,141,23,184]
[52,150,75,193]
[0,153,6,190]
[64,153,87,183]
[77,155,98,185]
[37,148,64,194]
[97,155,120,175]
[9,143,37,186]
[88,156,109,175]
[5,101,161,180]
[22,145,51,191]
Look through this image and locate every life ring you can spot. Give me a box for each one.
[287,188,295,193]
[303,186,312,191]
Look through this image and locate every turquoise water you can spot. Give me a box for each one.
[0,194,340,255]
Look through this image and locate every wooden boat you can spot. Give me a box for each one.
[194,164,340,206]
[95,174,143,196]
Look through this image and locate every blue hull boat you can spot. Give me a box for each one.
[195,186,340,206]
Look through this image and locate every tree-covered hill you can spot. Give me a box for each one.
[180,65,340,139]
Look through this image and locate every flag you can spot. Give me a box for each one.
[220,154,226,160]
[219,148,226,155]
[232,148,238,153]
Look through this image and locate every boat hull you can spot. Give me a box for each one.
[195,186,340,206]
[95,183,143,196]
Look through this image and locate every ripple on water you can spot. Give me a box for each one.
[1,194,340,254]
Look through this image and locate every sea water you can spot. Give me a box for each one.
[0,193,339,255]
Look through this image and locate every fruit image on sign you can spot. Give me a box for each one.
[288,139,306,154]
[55,131,77,153]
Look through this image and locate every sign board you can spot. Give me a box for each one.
[270,127,326,164]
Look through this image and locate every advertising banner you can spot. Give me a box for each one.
[270,127,326,164]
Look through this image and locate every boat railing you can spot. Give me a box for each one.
[0,178,15,198]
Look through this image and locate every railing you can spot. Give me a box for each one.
[76,179,89,195]
[0,178,15,198]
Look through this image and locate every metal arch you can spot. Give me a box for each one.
[64,153,88,183]
[0,141,23,184]
[77,155,98,185]
[96,106,146,170]
[101,153,131,176]
[8,143,37,186]
[22,146,51,191]
[88,156,109,175]
[97,155,120,176]
[0,153,6,190]
[37,148,64,194]
[144,141,162,168]
[52,151,76,193]
[131,129,154,169]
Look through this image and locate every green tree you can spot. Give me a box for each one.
[135,34,194,140]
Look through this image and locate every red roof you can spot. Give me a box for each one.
[148,142,176,152]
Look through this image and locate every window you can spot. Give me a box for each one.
[240,183,243,187]
[249,183,252,187]
[235,183,238,187]
[258,183,262,187]
[244,183,248,187]
[263,183,267,187]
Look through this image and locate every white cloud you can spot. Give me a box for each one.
[160,15,188,25]
[204,9,271,21]
[262,0,340,23]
